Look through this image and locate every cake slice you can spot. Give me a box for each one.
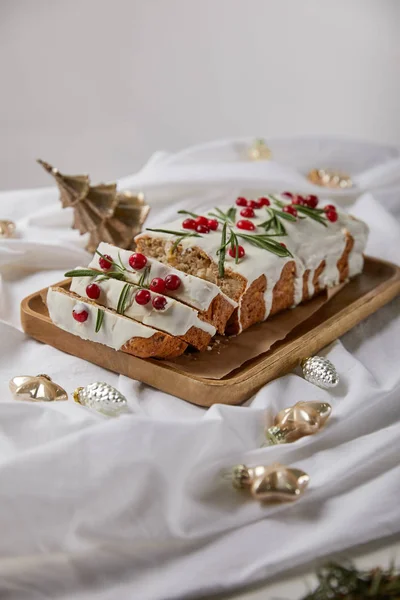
[68,270,216,351]
[135,194,369,333]
[47,287,187,359]
[87,242,236,334]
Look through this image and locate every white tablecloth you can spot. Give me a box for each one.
[0,138,400,600]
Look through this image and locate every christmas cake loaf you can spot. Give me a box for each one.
[135,194,369,333]
[47,287,187,358]
[86,242,236,334]
[68,269,216,351]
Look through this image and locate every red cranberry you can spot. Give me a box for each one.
[149,277,166,293]
[257,197,271,207]
[129,252,147,270]
[326,209,338,222]
[324,204,336,212]
[152,295,167,310]
[304,194,318,208]
[283,205,298,217]
[235,197,247,207]
[292,196,305,205]
[86,283,101,300]
[236,219,256,231]
[194,216,209,227]
[72,307,89,322]
[228,245,245,258]
[282,192,293,199]
[182,218,197,230]
[165,274,181,290]
[207,218,219,231]
[99,254,113,271]
[247,200,257,208]
[135,289,151,305]
[240,207,255,218]
[196,224,210,234]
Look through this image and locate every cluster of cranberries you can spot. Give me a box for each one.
[135,273,181,310]
[281,192,338,222]
[234,196,269,233]
[95,252,182,312]
[182,215,218,234]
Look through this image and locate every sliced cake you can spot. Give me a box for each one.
[87,241,237,334]
[68,270,216,351]
[47,287,187,359]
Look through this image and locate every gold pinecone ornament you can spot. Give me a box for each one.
[38,160,150,253]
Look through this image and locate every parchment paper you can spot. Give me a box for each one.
[162,285,344,379]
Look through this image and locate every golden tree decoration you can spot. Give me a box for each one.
[38,160,150,253]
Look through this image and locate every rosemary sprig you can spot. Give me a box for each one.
[208,207,236,224]
[95,309,105,333]
[64,268,125,281]
[295,204,328,226]
[216,222,227,277]
[146,228,201,254]
[116,283,132,315]
[271,194,327,227]
[302,562,400,599]
[177,209,199,218]
[146,227,201,237]
[237,232,293,257]
[137,265,151,288]
[272,208,297,222]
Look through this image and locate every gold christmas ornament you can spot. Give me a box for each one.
[266,401,332,445]
[232,463,309,502]
[37,160,150,253]
[9,374,68,402]
[248,138,272,161]
[307,168,353,189]
[0,220,16,238]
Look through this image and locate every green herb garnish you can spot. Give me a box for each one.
[237,232,293,257]
[208,207,236,224]
[95,308,105,333]
[177,210,199,218]
[116,283,131,315]
[294,204,328,226]
[64,268,125,281]
[216,222,227,277]
[137,265,151,288]
[146,228,201,254]
[270,194,327,227]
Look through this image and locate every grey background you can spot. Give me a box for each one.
[1,0,400,190]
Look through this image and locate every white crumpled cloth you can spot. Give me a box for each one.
[0,137,400,600]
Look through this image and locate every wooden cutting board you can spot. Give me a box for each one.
[20,256,400,407]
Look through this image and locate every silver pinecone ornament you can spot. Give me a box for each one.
[73,382,129,416]
[301,356,339,389]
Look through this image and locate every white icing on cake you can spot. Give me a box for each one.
[47,288,155,350]
[137,195,369,328]
[88,242,237,312]
[69,272,216,337]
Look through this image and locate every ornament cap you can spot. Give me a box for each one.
[265,426,286,445]
[231,464,251,489]
[73,387,84,404]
